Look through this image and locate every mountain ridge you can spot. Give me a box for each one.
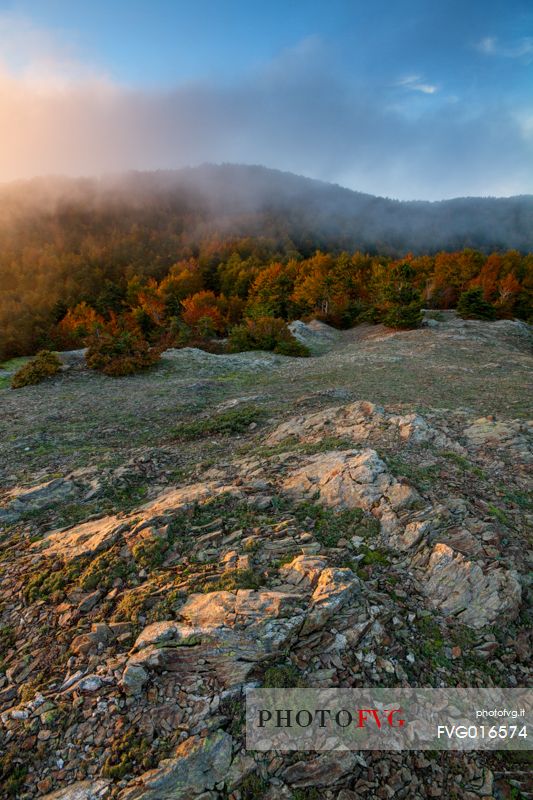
[0,163,532,253]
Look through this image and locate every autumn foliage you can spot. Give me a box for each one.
[1,235,532,367]
[85,319,162,377]
[11,350,62,389]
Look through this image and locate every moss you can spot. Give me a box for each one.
[263,664,305,688]
[0,754,28,798]
[201,568,264,592]
[440,451,485,478]
[0,624,15,652]
[386,454,440,490]
[77,547,134,591]
[112,586,152,622]
[173,404,265,440]
[250,435,353,459]
[292,790,321,800]
[24,560,83,603]
[500,487,533,511]
[131,537,169,570]
[292,502,365,548]
[219,696,246,740]
[360,546,389,566]
[18,674,46,703]
[487,504,513,528]
[239,771,269,799]
[101,734,155,779]
[355,546,390,579]
[100,481,149,512]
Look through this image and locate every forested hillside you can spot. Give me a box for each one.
[1,164,532,360]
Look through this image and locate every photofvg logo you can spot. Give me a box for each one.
[258,707,405,730]
[246,688,532,752]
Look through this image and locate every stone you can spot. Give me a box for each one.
[121,663,149,696]
[283,449,419,542]
[279,555,327,590]
[125,590,306,690]
[41,780,110,800]
[302,568,359,635]
[118,730,233,799]
[0,479,79,523]
[77,591,102,613]
[423,543,522,628]
[225,752,258,790]
[34,515,124,561]
[282,752,360,787]
[77,675,103,693]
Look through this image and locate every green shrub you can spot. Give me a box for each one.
[86,328,161,376]
[376,262,423,330]
[173,405,264,439]
[11,350,61,388]
[457,288,496,320]
[228,316,309,357]
[382,301,423,329]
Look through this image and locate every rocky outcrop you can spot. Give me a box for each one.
[119,730,233,799]
[42,781,110,800]
[123,589,307,692]
[123,563,360,695]
[288,319,340,352]
[32,481,242,561]
[1,386,530,799]
[423,543,522,628]
[0,478,80,523]
[266,400,464,453]
[283,448,425,548]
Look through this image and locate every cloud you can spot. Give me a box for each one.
[395,75,438,94]
[476,35,533,63]
[0,16,530,200]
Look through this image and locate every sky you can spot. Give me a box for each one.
[0,0,531,199]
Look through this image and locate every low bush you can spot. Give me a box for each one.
[11,350,61,389]
[228,316,309,357]
[85,328,161,376]
[173,404,264,439]
[457,288,496,320]
[382,301,423,329]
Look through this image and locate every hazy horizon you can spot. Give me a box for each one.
[1,163,533,204]
[0,0,532,200]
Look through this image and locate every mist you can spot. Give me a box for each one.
[0,37,532,201]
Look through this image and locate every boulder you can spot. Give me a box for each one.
[42,780,110,800]
[33,515,124,560]
[302,568,359,635]
[423,543,522,628]
[279,555,327,590]
[124,590,306,690]
[283,448,419,518]
[119,730,233,800]
[0,479,79,523]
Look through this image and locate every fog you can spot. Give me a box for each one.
[0,38,532,201]
[0,164,531,256]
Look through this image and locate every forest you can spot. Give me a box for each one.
[0,166,532,364]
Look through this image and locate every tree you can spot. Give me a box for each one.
[457,288,496,320]
[374,261,423,329]
[181,291,225,334]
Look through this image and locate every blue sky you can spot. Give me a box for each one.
[0,0,531,198]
